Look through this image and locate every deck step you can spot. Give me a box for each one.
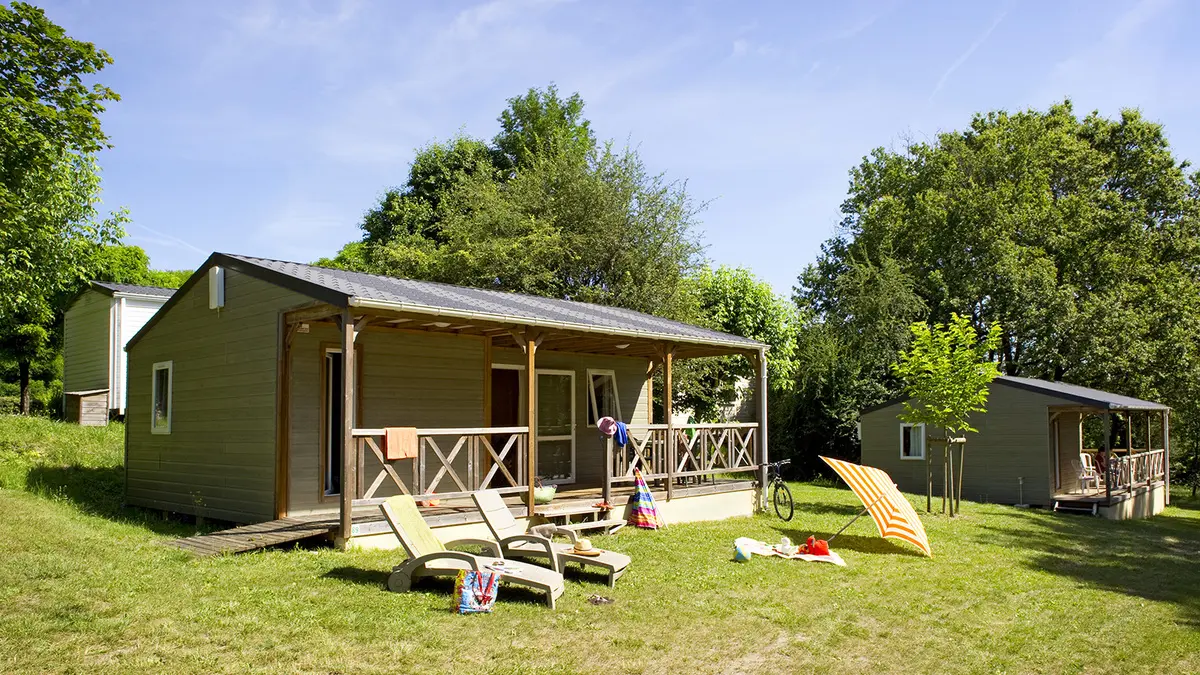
[165,517,336,557]
[1053,501,1098,516]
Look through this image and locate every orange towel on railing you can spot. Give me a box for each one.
[384,427,418,460]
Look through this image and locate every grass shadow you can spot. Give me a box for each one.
[772,524,925,557]
[24,464,218,538]
[983,508,1200,626]
[788,501,864,517]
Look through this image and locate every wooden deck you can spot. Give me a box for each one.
[166,479,754,556]
[1052,480,1167,516]
[165,515,342,557]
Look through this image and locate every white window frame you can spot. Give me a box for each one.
[536,369,576,485]
[586,369,620,428]
[151,361,173,435]
[899,422,925,460]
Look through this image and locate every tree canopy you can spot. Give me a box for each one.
[791,101,1200,477]
[675,266,798,422]
[321,84,706,322]
[0,1,124,413]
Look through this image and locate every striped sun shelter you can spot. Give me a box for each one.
[821,456,932,557]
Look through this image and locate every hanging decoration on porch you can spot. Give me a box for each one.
[629,468,665,529]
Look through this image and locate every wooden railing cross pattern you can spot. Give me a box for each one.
[361,436,411,499]
[424,436,470,494]
[732,428,755,467]
[706,428,731,470]
[676,429,701,473]
[477,434,520,489]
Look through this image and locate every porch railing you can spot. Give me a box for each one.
[1106,448,1166,493]
[603,422,759,503]
[350,426,529,506]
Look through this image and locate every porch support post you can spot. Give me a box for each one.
[525,336,538,513]
[664,346,674,500]
[339,309,356,543]
[646,359,657,424]
[603,436,613,506]
[756,348,770,510]
[1102,412,1112,506]
[1163,410,1171,505]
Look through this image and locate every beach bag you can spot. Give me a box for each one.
[454,570,501,614]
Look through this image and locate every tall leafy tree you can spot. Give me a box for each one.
[799,101,1200,480]
[0,2,123,413]
[783,256,927,475]
[675,266,798,422]
[324,85,706,321]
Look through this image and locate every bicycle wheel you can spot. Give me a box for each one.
[772,481,794,521]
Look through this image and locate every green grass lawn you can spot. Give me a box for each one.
[1,416,1198,674]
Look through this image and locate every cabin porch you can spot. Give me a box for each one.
[276,301,770,546]
[1051,405,1170,520]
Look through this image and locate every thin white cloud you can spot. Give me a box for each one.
[127,223,207,256]
[929,7,1010,102]
[1036,0,1175,108]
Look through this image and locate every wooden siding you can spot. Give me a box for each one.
[65,391,109,426]
[286,335,651,515]
[859,383,1075,506]
[126,269,311,523]
[492,347,651,487]
[287,325,488,516]
[62,290,112,398]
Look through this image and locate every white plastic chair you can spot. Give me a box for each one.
[1078,453,1102,493]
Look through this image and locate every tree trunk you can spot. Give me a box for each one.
[956,441,965,512]
[926,451,932,513]
[18,360,31,415]
[947,445,956,517]
[942,446,948,515]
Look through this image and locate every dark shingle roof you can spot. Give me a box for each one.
[222,254,766,350]
[90,281,175,299]
[861,375,1168,415]
[996,376,1167,411]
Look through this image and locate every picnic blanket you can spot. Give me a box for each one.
[733,537,846,566]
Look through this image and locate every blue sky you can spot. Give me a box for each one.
[44,0,1200,294]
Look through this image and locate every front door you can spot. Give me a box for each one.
[536,370,575,484]
[323,348,343,497]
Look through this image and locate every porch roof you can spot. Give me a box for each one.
[1000,376,1168,411]
[861,375,1169,415]
[219,253,766,357]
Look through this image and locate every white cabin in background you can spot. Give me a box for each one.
[63,282,174,422]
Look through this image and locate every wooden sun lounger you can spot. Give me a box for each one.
[472,490,631,588]
[379,495,565,609]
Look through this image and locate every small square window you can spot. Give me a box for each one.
[900,423,924,460]
[152,361,173,434]
[587,370,620,426]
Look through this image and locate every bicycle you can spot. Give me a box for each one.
[765,459,793,521]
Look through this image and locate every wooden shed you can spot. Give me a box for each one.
[63,281,174,420]
[124,253,770,548]
[64,389,110,426]
[859,376,1171,520]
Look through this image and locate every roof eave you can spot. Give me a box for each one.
[111,291,171,301]
[346,296,767,353]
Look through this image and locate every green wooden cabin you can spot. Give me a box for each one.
[124,253,769,544]
[859,377,1171,519]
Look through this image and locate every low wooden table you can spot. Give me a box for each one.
[533,501,625,534]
